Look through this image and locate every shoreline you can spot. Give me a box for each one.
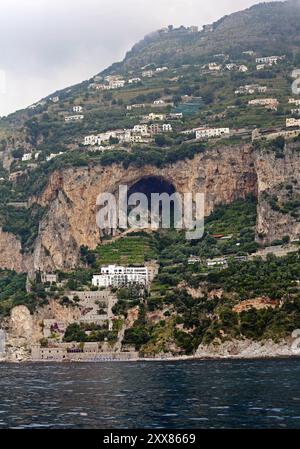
[2,340,300,363]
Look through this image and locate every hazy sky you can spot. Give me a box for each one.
[0,0,277,116]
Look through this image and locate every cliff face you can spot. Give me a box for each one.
[31,144,256,271]
[255,144,300,244]
[0,229,32,272]
[3,142,300,273]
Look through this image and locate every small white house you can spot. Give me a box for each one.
[65,115,84,122]
[109,80,126,89]
[73,106,83,113]
[286,118,300,128]
[22,153,32,162]
[195,127,230,140]
[128,78,142,84]
[142,70,154,78]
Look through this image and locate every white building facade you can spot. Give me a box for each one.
[92,265,149,288]
[195,127,230,139]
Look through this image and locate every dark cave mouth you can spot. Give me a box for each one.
[128,176,176,203]
[125,176,178,229]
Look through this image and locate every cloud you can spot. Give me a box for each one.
[0,0,277,116]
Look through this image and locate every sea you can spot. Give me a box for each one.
[1,358,300,429]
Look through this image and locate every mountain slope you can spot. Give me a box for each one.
[106,1,300,74]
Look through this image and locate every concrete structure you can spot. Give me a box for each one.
[46,152,64,162]
[145,113,166,122]
[22,153,32,162]
[188,256,201,264]
[235,84,267,95]
[126,103,146,111]
[109,79,126,89]
[142,70,154,78]
[289,98,300,106]
[195,127,230,140]
[168,113,183,120]
[256,56,283,64]
[286,118,300,128]
[41,273,57,284]
[133,124,149,136]
[65,114,84,122]
[50,96,59,103]
[248,98,279,111]
[73,106,83,113]
[128,78,141,84]
[31,343,139,362]
[155,67,168,73]
[207,257,228,268]
[207,63,221,71]
[70,290,118,327]
[92,265,149,288]
[148,123,172,135]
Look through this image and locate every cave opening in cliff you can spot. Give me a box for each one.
[127,176,177,229]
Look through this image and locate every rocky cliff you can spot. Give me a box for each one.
[255,144,300,244]
[31,144,256,271]
[2,142,300,273]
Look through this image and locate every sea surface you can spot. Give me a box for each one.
[1,358,300,429]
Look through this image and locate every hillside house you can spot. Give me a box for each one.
[248,98,279,111]
[207,63,222,71]
[207,258,228,268]
[109,79,126,89]
[126,104,146,111]
[73,106,83,113]
[289,98,300,106]
[46,152,63,161]
[286,118,300,128]
[133,124,149,136]
[256,56,284,64]
[128,78,141,84]
[22,153,32,162]
[235,84,267,95]
[168,113,183,120]
[41,273,57,284]
[156,67,168,73]
[145,113,166,122]
[65,114,84,122]
[195,127,230,140]
[142,70,154,78]
[148,123,172,135]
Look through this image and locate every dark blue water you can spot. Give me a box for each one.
[1,359,300,428]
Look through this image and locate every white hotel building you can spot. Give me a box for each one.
[195,127,230,140]
[92,265,149,288]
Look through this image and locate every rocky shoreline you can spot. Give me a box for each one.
[1,338,300,363]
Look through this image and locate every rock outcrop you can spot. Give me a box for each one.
[0,228,32,272]
[255,144,300,244]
